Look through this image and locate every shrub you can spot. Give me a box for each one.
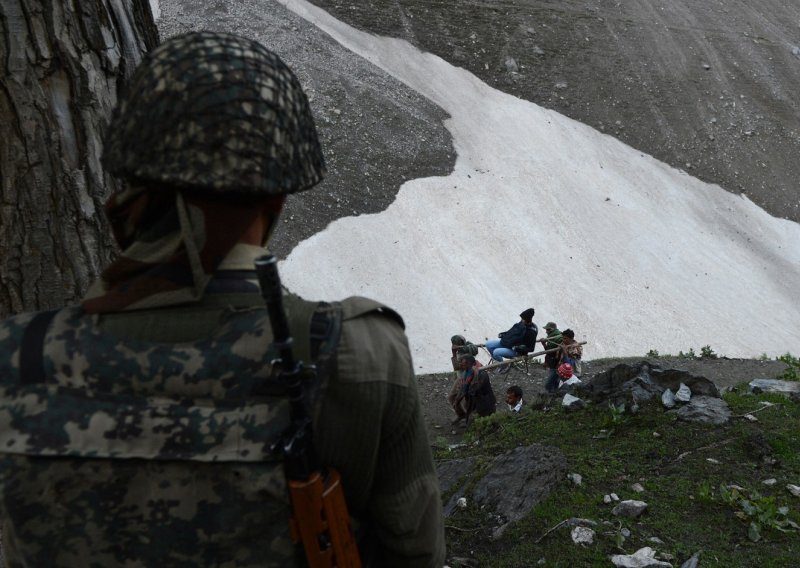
[700,345,718,359]
[776,353,799,381]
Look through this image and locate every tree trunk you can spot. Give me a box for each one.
[0,0,159,317]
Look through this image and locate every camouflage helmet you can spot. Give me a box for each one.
[102,31,325,195]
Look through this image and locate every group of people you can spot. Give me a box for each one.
[448,307,585,423]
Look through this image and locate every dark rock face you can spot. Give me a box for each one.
[436,457,478,517]
[437,444,566,522]
[578,362,719,407]
[676,396,731,425]
[471,444,567,524]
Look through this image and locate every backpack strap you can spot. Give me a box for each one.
[19,309,59,386]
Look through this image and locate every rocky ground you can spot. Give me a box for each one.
[418,355,790,444]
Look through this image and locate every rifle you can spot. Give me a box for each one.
[255,254,361,568]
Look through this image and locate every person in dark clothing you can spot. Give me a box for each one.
[484,308,538,372]
[541,321,564,393]
[459,355,497,423]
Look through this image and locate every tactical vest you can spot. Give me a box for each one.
[0,293,390,567]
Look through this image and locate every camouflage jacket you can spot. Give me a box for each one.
[0,291,444,567]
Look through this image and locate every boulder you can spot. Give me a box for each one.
[612,499,648,519]
[749,379,800,397]
[580,362,718,409]
[676,396,731,425]
[472,444,567,524]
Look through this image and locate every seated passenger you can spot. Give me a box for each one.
[485,308,538,373]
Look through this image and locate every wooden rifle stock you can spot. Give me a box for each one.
[288,470,361,568]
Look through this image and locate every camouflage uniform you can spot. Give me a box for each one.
[0,32,444,567]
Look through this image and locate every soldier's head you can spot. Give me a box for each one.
[102,30,324,205]
[86,32,324,313]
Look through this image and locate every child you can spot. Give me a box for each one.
[506,385,523,412]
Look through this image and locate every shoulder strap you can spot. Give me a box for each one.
[19,309,59,386]
[284,293,325,364]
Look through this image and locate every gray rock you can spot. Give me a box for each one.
[580,362,719,409]
[787,484,800,497]
[749,379,800,397]
[632,482,645,493]
[662,388,676,408]
[611,547,672,568]
[680,552,700,568]
[675,383,692,402]
[562,394,586,411]
[612,499,648,519]
[568,472,583,486]
[504,56,519,72]
[571,526,595,545]
[676,395,731,425]
[472,444,567,524]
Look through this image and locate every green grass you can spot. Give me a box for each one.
[438,385,800,567]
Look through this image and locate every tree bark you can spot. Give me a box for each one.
[0,0,159,317]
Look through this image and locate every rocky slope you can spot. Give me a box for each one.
[306,0,800,224]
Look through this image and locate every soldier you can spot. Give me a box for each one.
[0,32,444,567]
